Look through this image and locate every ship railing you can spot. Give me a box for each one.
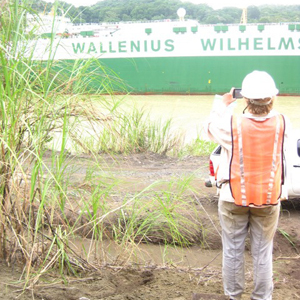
[70,20,297,30]
[72,18,198,27]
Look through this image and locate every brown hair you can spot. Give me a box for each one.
[245,97,274,115]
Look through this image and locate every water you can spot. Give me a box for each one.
[71,238,223,268]
[119,95,300,142]
[51,95,300,152]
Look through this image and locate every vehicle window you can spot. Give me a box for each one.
[215,145,222,155]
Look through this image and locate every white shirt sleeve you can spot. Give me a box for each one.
[203,95,234,151]
[203,95,235,201]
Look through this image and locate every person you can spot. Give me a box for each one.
[204,70,291,300]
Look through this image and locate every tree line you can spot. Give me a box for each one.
[29,0,300,24]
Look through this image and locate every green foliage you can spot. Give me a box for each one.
[248,5,261,21]
[111,176,206,247]
[32,0,300,24]
[258,5,300,23]
[179,137,217,157]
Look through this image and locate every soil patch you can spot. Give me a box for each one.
[1,152,300,300]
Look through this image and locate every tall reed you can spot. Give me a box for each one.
[0,0,122,279]
[74,106,183,155]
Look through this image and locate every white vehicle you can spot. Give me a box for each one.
[205,129,300,198]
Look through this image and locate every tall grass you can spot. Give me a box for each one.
[178,134,218,157]
[71,106,183,155]
[0,0,217,288]
[0,0,124,279]
[77,171,207,246]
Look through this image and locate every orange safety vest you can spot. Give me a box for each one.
[230,114,285,207]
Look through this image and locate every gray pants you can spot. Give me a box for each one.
[218,200,280,300]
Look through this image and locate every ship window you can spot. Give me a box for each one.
[288,24,295,31]
[214,26,221,33]
[296,24,300,31]
[191,26,198,33]
[257,25,265,32]
[173,27,187,34]
[145,28,152,35]
[239,25,246,32]
[221,26,228,32]
[86,31,94,37]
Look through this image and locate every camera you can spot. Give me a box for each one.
[233,88,243,99]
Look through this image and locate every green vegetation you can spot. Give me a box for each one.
[73,105,183,155]
[179,135,218,157]
[29,0,300,24]
[0,0,116,278]
[277,228,299,253]
[1,0,217,285]
[101,177,207,247]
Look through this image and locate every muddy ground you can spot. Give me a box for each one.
[1,152,300,300]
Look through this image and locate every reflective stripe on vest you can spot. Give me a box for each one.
[230,114,285,207]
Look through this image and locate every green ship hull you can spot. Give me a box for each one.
[57,55,299,94]
[97,55,300,94]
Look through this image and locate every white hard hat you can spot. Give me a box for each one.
[241,70,279,99]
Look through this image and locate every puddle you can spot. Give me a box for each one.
[70,237,223,269]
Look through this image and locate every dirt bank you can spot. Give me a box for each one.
[1,153,300,300]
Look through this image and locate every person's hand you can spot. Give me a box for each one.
[222,87,236,107]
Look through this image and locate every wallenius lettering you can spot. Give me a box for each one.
[72,39,175,54]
